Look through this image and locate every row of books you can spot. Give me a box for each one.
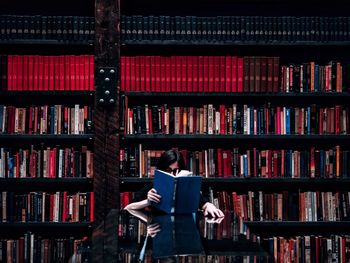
[121,146,350,179]
[217,190,350,222]
[0,191,94,223]
[0,105,94,135]
[0,234,88,263]
[123,103,349,136]
[0,146,93,179]
[119,253,269,263]
[262,235,350,263]
[121,56,349,93]
[121,15,350,42]
[0,55,94,91]
[0,15,94,41]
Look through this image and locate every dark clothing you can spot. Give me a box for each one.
[134,183,209,210]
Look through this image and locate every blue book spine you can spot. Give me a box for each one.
[243,155,248,177]
[319,150,325,178]
[286,108,291,135]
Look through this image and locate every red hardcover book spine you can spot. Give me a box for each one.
[64,56,70,91]
[43,56,49,91]
[36,56,42,91]
[135,56,140,91]
[273,57,280,92]
[150,56,155,92]
[225,56,231,92]
[214,56,220,92]
[208,56,214,92]
[219,56,225,92]
[192,56,198,93]
[145,56,151,92]
[170,56,176,92]
[17,56,23,91]
[260,57,267,92]
[187,56,193,92]
[237,57,243,92]
[121,56,126,91]
[198,56,204,92]
[48,56,56,90]
[89,55,94,90]
[80,55,86,90]
[181,56,187,92]
[54,56,60,90]
[130,56,136,91]
[176,56,181,92]
[217,148,223,177]
[203,56,209,92]
[140,56,145,92]
[69,56,76,91]
[60,56,65,91]
[165,56,171,92]
[267,57,273,93]
[23,55,28,91]
[160,56,166,92]
[7,55,13,91]
[75,55,80,91]
[62,191,67,222]
[28,55,34,91]
[220,105,225,134]
[155,56,161,92]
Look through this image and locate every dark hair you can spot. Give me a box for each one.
[156,149,186,171]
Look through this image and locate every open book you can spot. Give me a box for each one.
[151,169,202,214]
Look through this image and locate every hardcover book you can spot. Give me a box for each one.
[152,169,202,214]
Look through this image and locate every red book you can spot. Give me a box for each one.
[140,56,145,91]
[60,56,65,90]
[192,56,198,93]
[145,56,151,92]
[170,56,176,92]
[220,105,225,134]
[54,56,60,90]
[162,57,171,92]
[28,55,34,91]
[37,56,43,91]
[214,56,220,92]
[181,56,187,92]
[237,57,243,92]
[160,56,166,92]
[150,56,155,92]
[208,56,214,92]
[254,56,261,92]
[176,56,181,92]
[219,56,225,92]
[225,56,231,92]
[203,56,209,92]
[121,56,126,91]
[217,148,222,177]
[23,55,29,91]
[69,56,76,91]
[187,56,193,92]
[335,105,340,134]
[273,57,280,92]
[75,55,81,91]
[62,191,67,222]
[198,56,204,92]
[48,56,56,90]
[135,56,140,91]
[260,57,267,92]
[7,55,13,91]
[243,57,250,92]
[130,56,136,91]
[267,57,273,93]
[43,56,50,90]
[17,56,23,91]
[89,55,94,90]
[64,56,70,91]
[155,56,161,92]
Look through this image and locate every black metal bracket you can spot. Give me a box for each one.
[96,67,117,107]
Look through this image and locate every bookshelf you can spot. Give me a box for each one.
[118,0,350,261]
[0,0,95,261]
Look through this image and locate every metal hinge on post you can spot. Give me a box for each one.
[96,67,117,107]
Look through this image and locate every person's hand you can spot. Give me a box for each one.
[204,216,224,224]
[202,202,225,218]
[147,188,161,204]
[147,223,161,238]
